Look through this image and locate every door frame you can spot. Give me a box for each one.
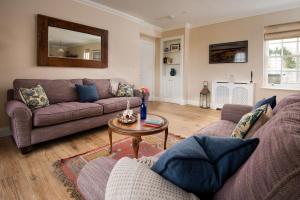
[159,35,185,105]
[140,39,155,101]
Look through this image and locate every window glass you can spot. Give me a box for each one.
[265,37,300,87]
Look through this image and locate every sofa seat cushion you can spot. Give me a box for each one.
[196,120,236,137]
[33,102,103,127]
[77,157,117,200]
[95,97,142,114]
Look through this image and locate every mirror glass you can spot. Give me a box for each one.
[48,26,101,60]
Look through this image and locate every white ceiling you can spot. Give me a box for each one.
[90,0,300,29]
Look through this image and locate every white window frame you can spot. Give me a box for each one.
[264,37,300,90]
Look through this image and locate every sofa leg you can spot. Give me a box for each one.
[20,146,34,154]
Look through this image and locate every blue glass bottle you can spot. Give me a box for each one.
[140,97,147,120]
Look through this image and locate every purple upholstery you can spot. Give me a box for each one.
[196,120,236,137]
[95,97,142,114]
[77,157,117,200]
[7,89,14,101]
[83,79,112,99]
[221,104,252,123]
[6,100,32,148]
[13,79,82,104]
[6,78,143,150]
[273,92,300,115]
[33,102,103,127]
[31,107,139,144]
[214,102,300,200]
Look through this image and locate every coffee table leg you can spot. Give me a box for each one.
[164,127,168,150]
[132,136,142,159]
[108,128,112,153]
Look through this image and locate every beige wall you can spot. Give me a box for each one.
[0,0,158,128]
[187,7,300,105]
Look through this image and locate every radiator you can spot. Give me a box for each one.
[211,81,254,109]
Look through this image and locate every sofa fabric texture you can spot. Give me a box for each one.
[152,135,259,197]
[33,102,103,127]
[95,97,141,114]
[273,92,300,114]
[214,102,300,200]
[196,120,237,137]
[105,157,199,200]
[83,79,112,99]
[77,157,117,200]
[7,79,145,149]
[221,104,252,123]
[31,107,140,145]
[13,79,82,104]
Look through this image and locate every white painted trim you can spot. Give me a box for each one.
[0,127,11,137]
[74,0,162,32]
[140,39,156,101]
[160,35,185,106]
[186,99,200,107]
[155,97,186,105]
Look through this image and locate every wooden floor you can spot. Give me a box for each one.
[0,101,220,200]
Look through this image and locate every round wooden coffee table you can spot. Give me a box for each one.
[108,114,169,158]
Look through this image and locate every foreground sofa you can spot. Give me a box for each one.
[5,79,147,153]
[77,93,300,200]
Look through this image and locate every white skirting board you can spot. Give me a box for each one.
[0,127,11,137]
[153,97,186,105]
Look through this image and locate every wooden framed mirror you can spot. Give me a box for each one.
[37,14,108,68]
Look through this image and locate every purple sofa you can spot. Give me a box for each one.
[5,78,147,153]
[77,93,300,200]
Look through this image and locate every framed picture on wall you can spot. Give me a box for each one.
[170,44,180,52]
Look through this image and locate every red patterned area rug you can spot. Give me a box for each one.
[53,132,183,199]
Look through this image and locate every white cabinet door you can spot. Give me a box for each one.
[140,40,155,100]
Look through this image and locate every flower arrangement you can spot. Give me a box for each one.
[139,87,149,98]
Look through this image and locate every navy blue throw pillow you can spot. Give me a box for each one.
[253,96,276,109]
[75,84,99,102]
[151,135,259,198]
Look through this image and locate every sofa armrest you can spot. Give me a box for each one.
[221,104,253,123]
[134,89,149,106]
[6,100,32,148]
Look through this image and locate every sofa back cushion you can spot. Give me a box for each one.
[83,79,112,99]
[13,79,82,104]
[213,102,300,200]
[273,92,300,115]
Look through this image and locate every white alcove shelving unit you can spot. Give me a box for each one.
[159,36,184,104]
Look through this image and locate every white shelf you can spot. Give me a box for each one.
[163,51,181,54]
[163,63,180,65]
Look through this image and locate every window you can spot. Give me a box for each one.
[83,49,90,60]
[265,38,300,88]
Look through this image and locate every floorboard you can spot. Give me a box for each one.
[0,101,220,199]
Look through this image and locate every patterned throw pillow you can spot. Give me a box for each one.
[116,83,134,97]
[19,84,49,110]
[231,104,267,139]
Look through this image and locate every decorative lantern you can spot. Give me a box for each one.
[200,81,210,109]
